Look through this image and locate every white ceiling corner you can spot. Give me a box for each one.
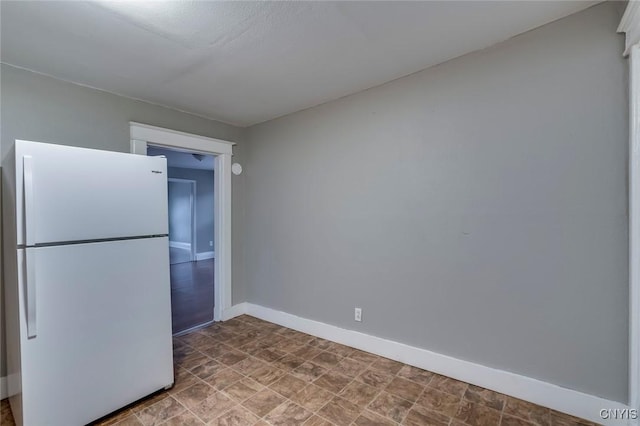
[1,1,601,127]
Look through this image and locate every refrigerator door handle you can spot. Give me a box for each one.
[24,155,36,246]
[25,248,37,338]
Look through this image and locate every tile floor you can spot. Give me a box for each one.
[0,315,598,426]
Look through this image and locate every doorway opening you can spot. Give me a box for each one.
[130,122,234,325]
[148,146,215,334]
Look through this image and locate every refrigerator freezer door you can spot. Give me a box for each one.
[15,140,168,246]
[17,237,173,426]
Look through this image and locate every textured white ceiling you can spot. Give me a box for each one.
[1,1,599,126]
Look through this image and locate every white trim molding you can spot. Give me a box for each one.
[620,3,640,414]
[630,44,640,416]
[0,375,7,399]
[619,1,640,57]
[130,122,234,155]
[130,122,234,322]
[240,303,629,425]
[196,251,215,261]
[169,241,191,251]
[222,302,248,321]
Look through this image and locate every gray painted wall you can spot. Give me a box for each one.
[168,167,215,254]
[245,2,628,402]
[0,64,247,379]
[168,180,194,245]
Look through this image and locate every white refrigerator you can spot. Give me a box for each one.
[3,140,174,425]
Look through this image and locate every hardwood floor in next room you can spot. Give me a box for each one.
[0,315,599,426]
[170,258,214,334]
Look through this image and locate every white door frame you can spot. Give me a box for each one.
[130,122,234,322]
[168,178,197,262]
[619,2,640,412]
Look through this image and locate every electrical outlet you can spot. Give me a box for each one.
[354,308,362,322]
[209,241,213,247]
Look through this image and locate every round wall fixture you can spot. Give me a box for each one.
[232,163,243,175]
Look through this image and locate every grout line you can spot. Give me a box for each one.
[147,315,550,426]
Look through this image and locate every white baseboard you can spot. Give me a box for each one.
[243,303,631,425]
[196,251,215,261]
[221,302,248,321]
[0,375,7,400]
[169,241,191,251]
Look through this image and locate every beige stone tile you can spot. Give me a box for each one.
[397,365,435,386]
[179,332,215,350]
[338,380,380,407]
[204,368,244,391]
[217,350,248,366]
[239,340,272,356]
[169,368,201,395]
[504,397,551,426]
[247,364,287,386]
[277,338,307,353]
[291,334,317,346]
[402,404,451,426]
[317,396,361,426]
[454,400,501,426]
[255,348,288,363]
[269,374,309,398]
[463,384,507,411]
[95,407,135,425]
[190,392,236,423]
[313,371,352,394]
[370,357,404,375]
[308,337,334,350]
[368,391,413,423]
[209,405,259,426]
[231,357,268,376]
[347,349,379,365]
[293,345,325,360]
[502,414,538,426]
[190,359,226,380]
[416,387,462,417]
[264,401,313,425]
[173,383,217,409]
[137,396,185,426]
[292,362,329,383]
[429,374,469,398]
[385,377,424,403]
[114,416,145,426]
[356,368,395,389]
[303,415,335,426]
[132,391,172,413]
[326,343,355,358]
[311,352,342,369]
[331,357,368,379]
[225,334,255,348]
[159,412,204,425]
[291,384,335,412]
[242,388,286,417]
[223,378,264,403]
[277,328,307,339]
[202,343,236,359]
[353,410,397,426]
[176,352,209,370]
[273,354,306,372]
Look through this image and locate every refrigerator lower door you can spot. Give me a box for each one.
[16,237,173,426]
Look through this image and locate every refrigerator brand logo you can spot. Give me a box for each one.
[151,170,163,174]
